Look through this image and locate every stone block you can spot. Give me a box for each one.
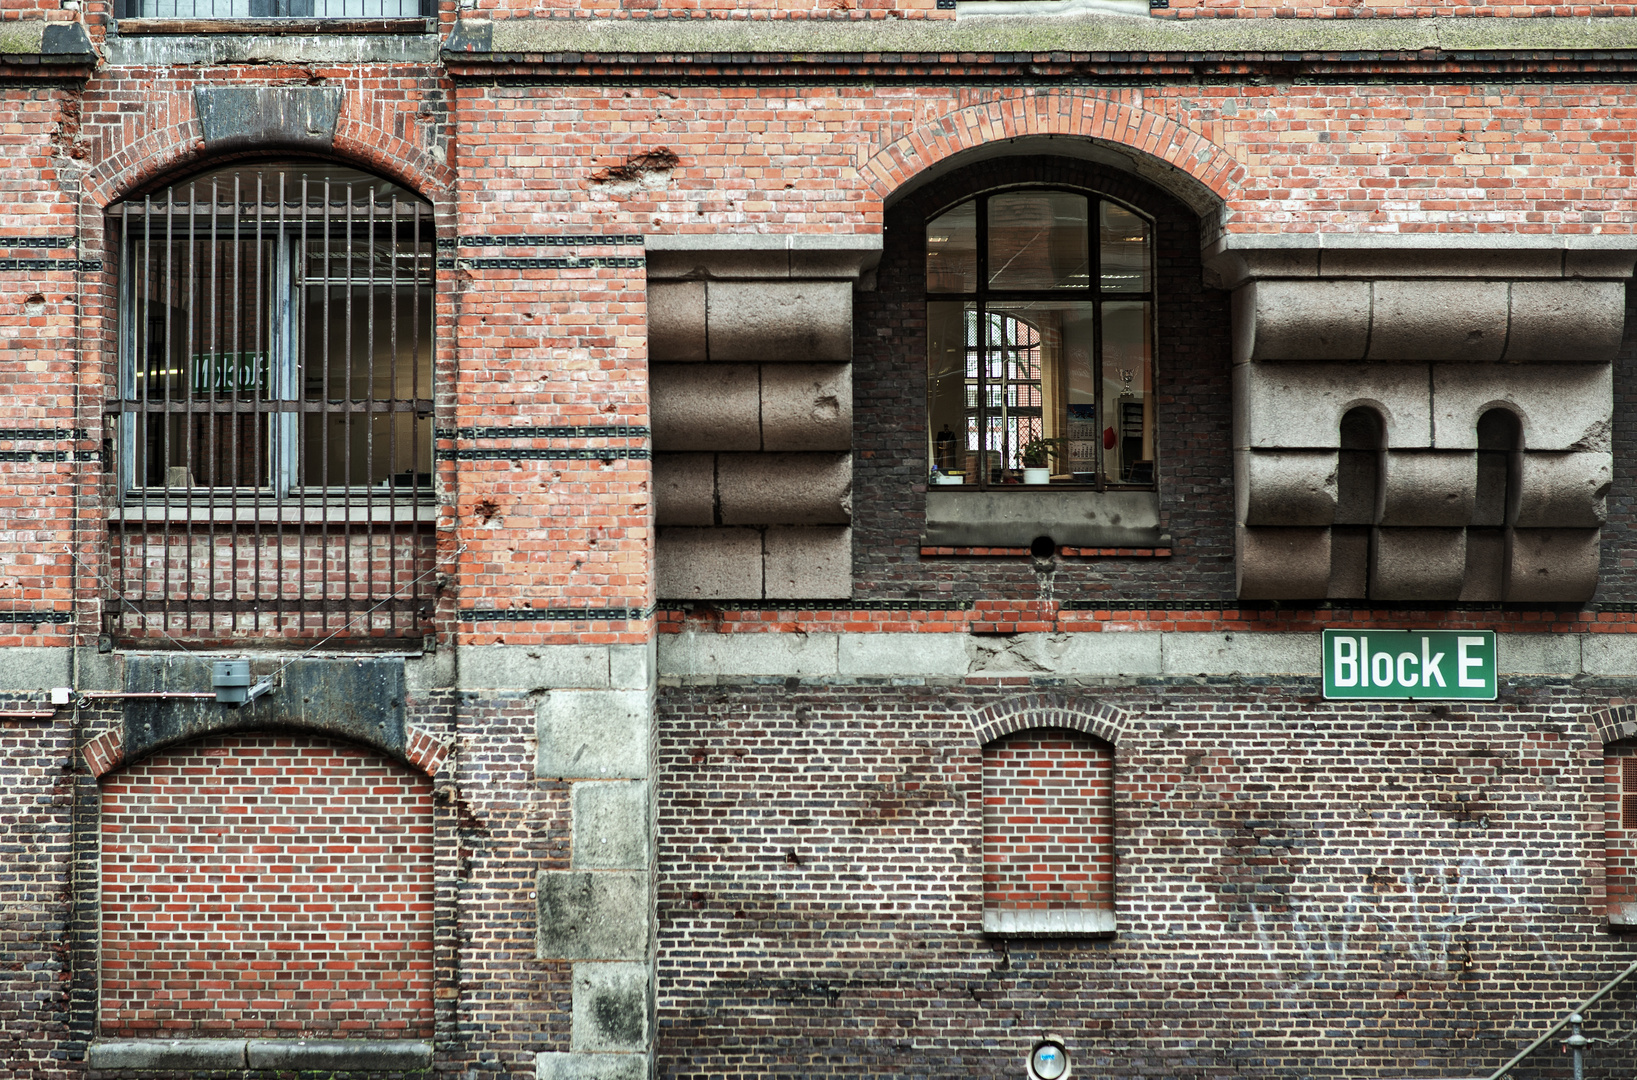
[647,281,706,361]
[1378,450,1475,527]
[537,689,652,780]
[706,280,852,362]
[1431,363,1611,451]
[458,644,611,691]
[656,527,763,600]
[1496,632,1581,676]
[764,526,852,599]
[981,908,1117,935]
[1234,361,1431,449]
[837,633,969,677]
[1514,451,1611,528]
[1370,527,1467,601]
[922,489,1164,548]
[88,1041,247,1069]
[1161,631,1321,676]
[760,362,852,451]
[658,630,840,678]
[1367,280,1508,362]
[651,364,761,451]
[1504,280,1627,363]
[1459,528,1506,602]
[1232,279,1370,363]
[717,453,851,525]
[573,780,650,871]
[537,1052,650,1080]
[1581,636,1637,678]
[537,872,649,961]
[1329,526,1369,599]
[653,453,716,527]
[245,1041,433,1069]
[1505,528,1600,603]
[967,632,1164,677]
[1236,526,1331,600]
[1236,448,1338,526]
[571,963,652,1053]
[608,642,654,692]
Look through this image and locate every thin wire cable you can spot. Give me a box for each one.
[62,543,199,657]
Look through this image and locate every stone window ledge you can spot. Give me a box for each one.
[982,908,1117,936]
[924,488,1165,549]
[114,16,434,33]
[88,1038,433,1071]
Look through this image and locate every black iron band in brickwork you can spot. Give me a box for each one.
[0,258,100,272]
[0,427,88,441]
[454,234,644,248]
[0,450,101,463]
[441,447,650,461]
[442,256,644,271]
[0,237,74,248]
[462,605,655,622]
[0,610,73,624]
[659,599,974,611]
[438,425,650,441]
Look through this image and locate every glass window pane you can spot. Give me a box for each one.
[988,192,1089,292]
[1100,202,1150,293]
[987,301,1095,482]
[1101,301,1154,485]
[926,202,978,294]
[928,300,975,485]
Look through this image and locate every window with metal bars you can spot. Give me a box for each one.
[106,164,435,646]
[1624,759,1637,829]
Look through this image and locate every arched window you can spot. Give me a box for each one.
[107,163,436,644]
[926,190,1155,490]
[1608,741,1637,927]
[981,727,1115,934]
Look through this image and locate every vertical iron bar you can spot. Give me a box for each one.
[343,182,356,615]
[321,178,332,629]
[411,200,424,635]
[183,181,198,633]
[162,188,176,636]
[228,174,242,635]
[251,173,266,633]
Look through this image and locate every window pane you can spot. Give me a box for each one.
[926,202,977,294]
[1102,301,1154,485]
[927,300,974,484]
[988,301,1095,482]
[988,192,1088,292]
[1099,202,1151,293]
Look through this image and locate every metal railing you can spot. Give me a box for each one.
[1481,957,1637,1080]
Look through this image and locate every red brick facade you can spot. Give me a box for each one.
[982,730,1114,914]
[99,735,435,1037]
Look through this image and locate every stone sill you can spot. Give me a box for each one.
[115,15,433,33]
[924,488,1165,549]
[982,908,1116,936]
[88,1038,432,1071]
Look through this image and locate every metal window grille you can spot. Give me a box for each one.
[106,165,436,646]
[113,0,433,18]
[1624,759,1637,829]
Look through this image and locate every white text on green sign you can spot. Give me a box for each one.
[1322,630,1496,701]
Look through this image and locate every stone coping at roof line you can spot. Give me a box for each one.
[87,1038,433,1070]
[446,12,1637,61]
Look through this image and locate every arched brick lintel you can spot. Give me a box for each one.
[1591,705,1637,748]
[83,95,452,211]
[84,719,450,780]
[970,694,1126,750]
[857,92,1241,228]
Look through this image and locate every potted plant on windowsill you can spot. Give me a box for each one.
[1020,437,1066,485]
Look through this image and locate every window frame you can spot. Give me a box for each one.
[925,184,1158,495]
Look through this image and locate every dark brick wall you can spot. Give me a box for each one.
[852,155,1235,604]
[656,679,1637,1080]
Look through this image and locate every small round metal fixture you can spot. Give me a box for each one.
[1027,1038,1070,1080]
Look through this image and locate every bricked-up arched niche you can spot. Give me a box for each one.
[981,728,1115,936]
[99,733,434,1037]
[1606,739,1637,929]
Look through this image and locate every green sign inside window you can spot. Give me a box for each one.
[1322,630,1496,701]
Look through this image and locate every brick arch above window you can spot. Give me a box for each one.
[969,693,1127,750]
[1588,705,1637,749]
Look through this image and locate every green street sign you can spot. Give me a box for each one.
[1322,629,1497,701]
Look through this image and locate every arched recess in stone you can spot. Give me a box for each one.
[968,693,1127,750]
[860,93,1240,244]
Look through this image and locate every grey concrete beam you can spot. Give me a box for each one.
[106,30,438,65]
[460,644,616,691]
[88,1041,247,1069]
[245,1040,433,1069]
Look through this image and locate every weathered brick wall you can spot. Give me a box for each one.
[658,680,1637,1079]
[983,729,1112,913]
[99,734,436,1037]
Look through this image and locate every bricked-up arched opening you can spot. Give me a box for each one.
[1607,740,1637,928]
[99,733,434,1037]
[981,727,1114,935]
